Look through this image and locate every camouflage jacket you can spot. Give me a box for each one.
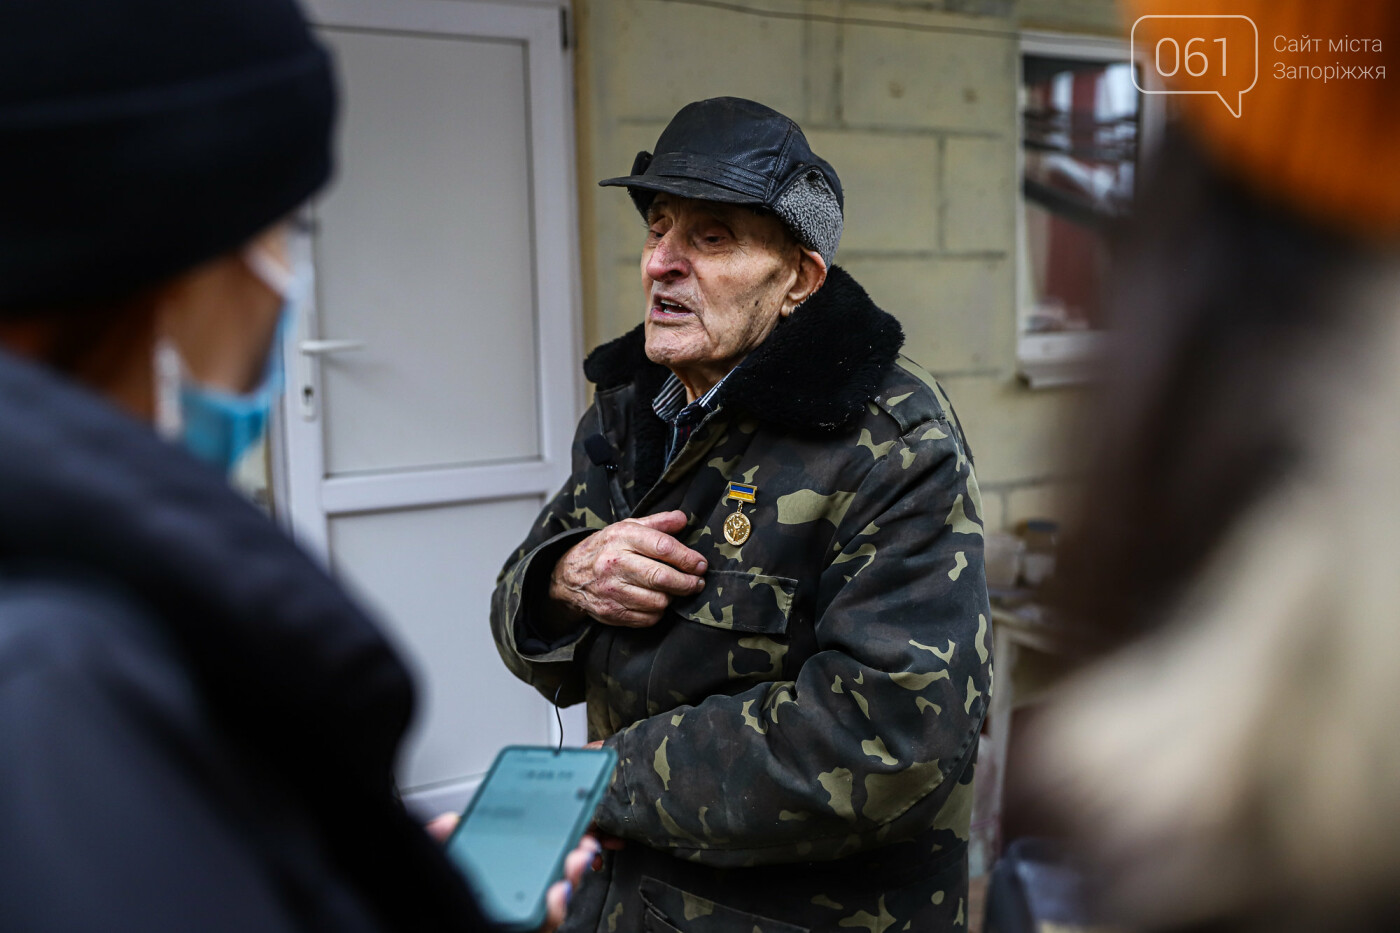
[491,267,992,933]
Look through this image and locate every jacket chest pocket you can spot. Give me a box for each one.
[650,570,800,702]
[669,569,796,636]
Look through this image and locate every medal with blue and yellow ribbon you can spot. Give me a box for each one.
[722,481,757,545]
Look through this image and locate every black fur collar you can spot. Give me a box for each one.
[583,265,904,436]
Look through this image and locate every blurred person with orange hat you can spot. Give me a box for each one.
[1022,2,1400,931]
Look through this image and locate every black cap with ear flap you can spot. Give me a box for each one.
[600,97,843,267]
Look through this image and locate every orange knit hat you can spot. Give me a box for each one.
[1126,1,1400,238]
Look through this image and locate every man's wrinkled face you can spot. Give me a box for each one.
[640,194,802,397]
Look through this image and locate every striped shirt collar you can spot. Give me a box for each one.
[653,369,735,466]
[651,370,731,423]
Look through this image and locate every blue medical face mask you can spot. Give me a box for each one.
[155,234,312,472]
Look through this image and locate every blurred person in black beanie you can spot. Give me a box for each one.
[0,1,587,930]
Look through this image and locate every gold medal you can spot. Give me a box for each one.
[722,482,757,546]
[723,509,752,546]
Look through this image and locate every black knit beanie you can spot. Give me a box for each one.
[0,0,337,313]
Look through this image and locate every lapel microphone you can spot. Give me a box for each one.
[584,433,620,473]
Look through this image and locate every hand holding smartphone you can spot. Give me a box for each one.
[445,745,617,932]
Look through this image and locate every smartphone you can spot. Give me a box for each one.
[445,745,618,932]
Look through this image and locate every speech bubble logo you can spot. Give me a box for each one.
[1131,15,1258,118]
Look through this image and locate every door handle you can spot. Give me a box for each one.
[299,338,367,356]
[294,338,365,422]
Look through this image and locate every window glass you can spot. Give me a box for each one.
[1021,57,1139,333]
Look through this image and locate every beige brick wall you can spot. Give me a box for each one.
[572,0,1123,530]
[1019,0,1124,35]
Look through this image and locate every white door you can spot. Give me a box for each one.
[273,0,584,817]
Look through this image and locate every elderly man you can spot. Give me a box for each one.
[492,97,991,933]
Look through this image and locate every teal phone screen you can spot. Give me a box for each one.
[446,746,616,929]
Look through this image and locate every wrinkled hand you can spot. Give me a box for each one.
[426,814,600,933]
[548,510,707,628]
